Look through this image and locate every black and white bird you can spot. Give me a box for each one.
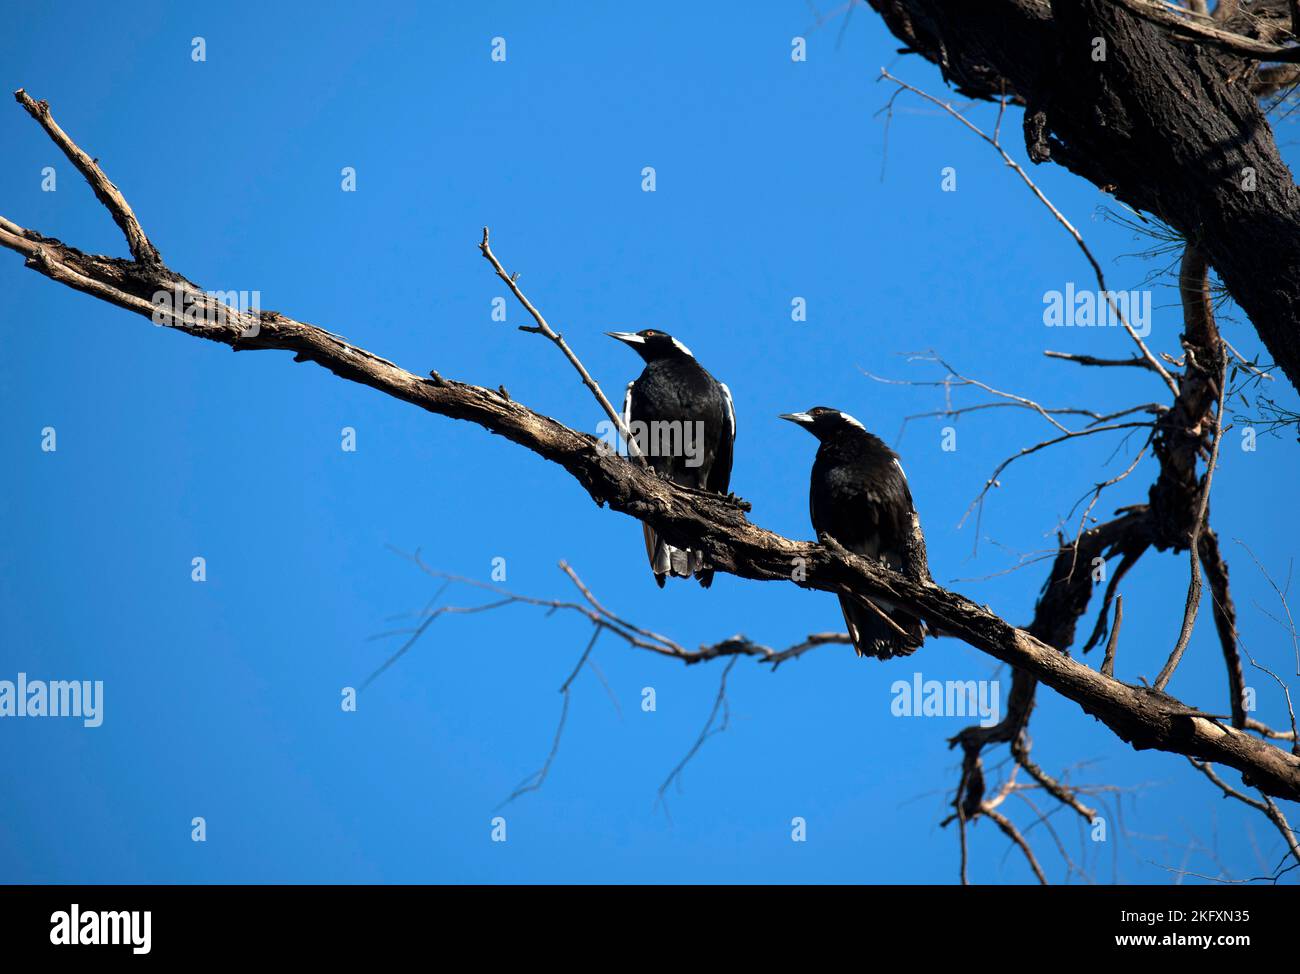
[608,329,736,588]
[780,406,928,659]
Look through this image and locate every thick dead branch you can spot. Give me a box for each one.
[1141,245,1228,692]
[879,69,1178,397]
[866,0,1300,393]
[5,89,1300,804]
[1112,0,1300,61]
[1155,338,1228,690]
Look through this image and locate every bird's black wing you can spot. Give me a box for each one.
[889,458,931,583]
[837,454,926,659]
[625,380,665,583]
[706,381,736,496]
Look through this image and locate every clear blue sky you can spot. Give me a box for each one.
[3,1,1298,884]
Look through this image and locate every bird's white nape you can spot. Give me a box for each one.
[838,411,866,431]
[670,337,694,357]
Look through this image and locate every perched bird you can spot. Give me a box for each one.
[780,406,928,659]
[608,329,736,587]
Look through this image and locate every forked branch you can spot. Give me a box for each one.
[4,89,1300,805]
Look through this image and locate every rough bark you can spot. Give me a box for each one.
[867,0,1300,394]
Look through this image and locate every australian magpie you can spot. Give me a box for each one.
[780,407,928,659]
[608,329,736,588]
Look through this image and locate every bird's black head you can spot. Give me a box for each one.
[779,406,868,442]
[606,329,694,363]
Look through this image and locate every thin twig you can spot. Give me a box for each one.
[878,70,1180,397]
[657,657,739,815]
[1190,759,1300,866]
[1044,350,1160,372]
[986,807,1049,884]
[1234,541,1300,676]
[361,580,453,689]
[958,421,1154,536]
[497,628,603,807]
[479,227,644,460]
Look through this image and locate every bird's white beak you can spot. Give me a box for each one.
[605,331,645,345]
[779,412,815,426]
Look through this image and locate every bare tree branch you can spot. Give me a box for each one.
[1112,0,1300,62]
[986,806,1049,884]
[866,0,1300,393]
[658,657,738,814]
[1043,350,1163,373]
[1102,595,1124,679]
[1155,337,1228,690]
[879,69,1180,396]
[479,227,643,460]
[13,89,161,265]
[1190,759,1300,867]
[498,628,602,808]
[1235,541,1300,677]
[6,89,1300,806]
